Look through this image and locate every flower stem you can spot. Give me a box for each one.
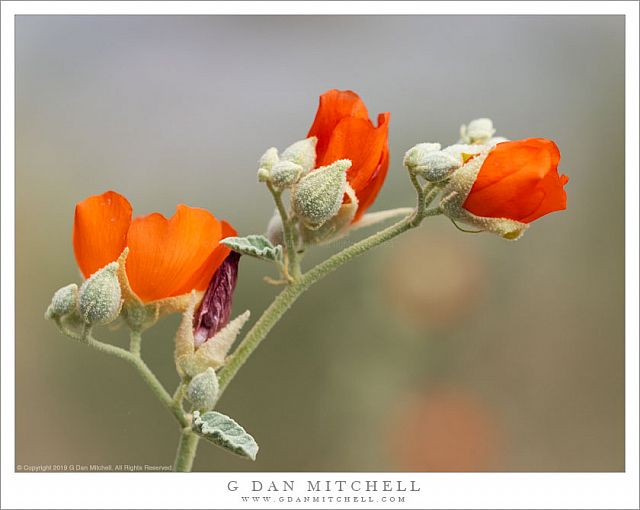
[129,330,142,356]
[174,428,200,472]
[54,319,189,428]
[218,209,439,398]
[267,183,301,280]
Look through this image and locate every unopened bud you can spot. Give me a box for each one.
[270,160,303,189]
[265,210,284,246]
[404,143,461,181]
[403,143,441,170]
[292,159,350,229]
[416,151,462,182]
[257,167,271,182]
[45,283,79,319]
[281,137,317,173]
[258,147,279,171]
[460,118,496,144]
[186,367,219,411]
[78,262,122,325]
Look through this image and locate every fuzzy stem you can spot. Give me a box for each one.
[267,183,301,280]
[218,210,441,398]
[174,428,200,472]
[129,330,142,356]
[54,320,188,428]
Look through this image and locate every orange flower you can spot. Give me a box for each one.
[463,138,568,223]
[307,89,390,222]
[73,190,236,303]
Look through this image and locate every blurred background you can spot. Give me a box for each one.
[15,15,624,471]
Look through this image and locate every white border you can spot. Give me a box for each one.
[2,2,638,509]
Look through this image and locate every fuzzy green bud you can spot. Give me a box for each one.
[404,143,461,181]
[258,147,279,182]
[292,159,350,229]
[257,167,271,182]
[259,147,279,171]
[45,283,79,320]
[417,151,462,182]
[281,137,317,173]
[78,262,122,325]
[270,160,303,189]
[265,210,284,247]
[186,367,219,411]
[403,143,441,170]
[460,118,496,144]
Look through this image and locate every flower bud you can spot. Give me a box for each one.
[406,148,462,182]
[78,262,122,325]
[257,167,270,182]
[281,137,317,173]
[45,283,79,320]
[292,159,351,229]
[270,160,303,189]
[441,138,567,240]
[403,143,441,171]
[186,367,219,411]
[265,210,284,247]
[258,147,279,171]
[460,118,496,144]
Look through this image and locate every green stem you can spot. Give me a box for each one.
[267,183,301,279]
[54,320,188,428]
[129,330,142,356]
[218,212,438,398]
[218,176,442,399]
[174,428,200,472]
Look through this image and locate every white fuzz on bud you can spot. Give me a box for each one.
[265,210,284,247]
[258,147,279,171]
[257,147,279,182]
[281,137,317,173]
[270,160,303,189]
[45,283,79,320]
[460,118,496,145]
[404,143,461,182]
[186,367,219,411]
[292,159,351,229]
[78,262,122,325]
[403,143,441,170]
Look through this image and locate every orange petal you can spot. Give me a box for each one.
[352,133,390,222]
[178,220,237,295]
[73,191,132,278]
[463,139,567,223]
[125,205,234,303]
[307,89,370,161]
[318,113,389,202]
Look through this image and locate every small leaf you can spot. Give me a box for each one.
[192,411,259,460]
[221,235,283,262]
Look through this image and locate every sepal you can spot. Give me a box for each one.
[299,183,358,245]
[45,283,79,320]
[78,262,122,325]
[177,311,251,378]
[281,137,317,173]
[440,150,528,240]
[292,159,351,229]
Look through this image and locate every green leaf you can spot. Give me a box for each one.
[221,235,283,263]
[192,411,259,460]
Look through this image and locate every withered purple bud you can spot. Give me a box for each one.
[193,252,240,348]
